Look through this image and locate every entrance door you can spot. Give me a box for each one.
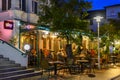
[21,31,37,67]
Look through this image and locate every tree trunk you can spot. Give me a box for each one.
[65,44,73,59]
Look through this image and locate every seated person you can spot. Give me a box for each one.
[57,49,66,62]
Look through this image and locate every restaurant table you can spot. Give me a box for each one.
[49,61,64,75]
[76,59,89,73]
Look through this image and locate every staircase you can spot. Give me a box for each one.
[0,55,43,80]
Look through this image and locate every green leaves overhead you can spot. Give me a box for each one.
[99,19,120,52]
[38,0,92,44]
[38,0,92,30]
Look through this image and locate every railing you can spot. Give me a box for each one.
[0,10,39,23]
[0,39,28,67]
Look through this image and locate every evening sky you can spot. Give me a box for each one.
[89,0,120,10]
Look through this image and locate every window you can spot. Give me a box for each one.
[110,10,116,16]
[19,0,26,12]
[2,0,11,11]
[8,0,11,10]
[2,0,6,11]
[90,19,93,25]
[118,13,120,18]
[32,1,38,14]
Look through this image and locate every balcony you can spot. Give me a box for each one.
[0,10,39,23]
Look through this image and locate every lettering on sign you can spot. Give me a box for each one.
[4,21,13,30]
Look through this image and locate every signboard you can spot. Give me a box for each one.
[4,21,13,30]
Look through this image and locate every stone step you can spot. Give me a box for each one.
[0,57,15,65]
[0,54,43,80]
[0,69,34,78]
[0,58,9,61]
[0,67,26,73]
[0,71,43,80]
[0,64,21,69]
[0,55,3,58]
[0,60,15,64]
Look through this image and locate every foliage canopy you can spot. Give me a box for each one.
[38,0,92,44]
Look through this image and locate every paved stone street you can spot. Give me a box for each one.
[20,65,120,80]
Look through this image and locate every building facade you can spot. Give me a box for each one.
[105,4,120,20]
[0,0,39,43]
[0,0,66,58]
[88,9,106,32]
[1,0,120,66]
[105,4,120,50]
[87,4,120,51]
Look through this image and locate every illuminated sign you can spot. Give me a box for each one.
[4,21,13,30]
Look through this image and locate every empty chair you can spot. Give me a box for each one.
[40,59,54,79]
[65,58,80,74]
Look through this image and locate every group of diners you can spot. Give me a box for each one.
[40,47,98,75]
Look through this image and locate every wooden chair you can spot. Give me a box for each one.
[40,59,54,79]
[65,58,80,74]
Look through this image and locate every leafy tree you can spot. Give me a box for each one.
[99,23,115,42]
[109,19,120,39]
[99,19,120,44]
[38,0,92,44]
[38,0,92,59]
[99,20,120,54]
[99,24,114,53]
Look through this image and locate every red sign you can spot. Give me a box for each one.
[4,21,13,30]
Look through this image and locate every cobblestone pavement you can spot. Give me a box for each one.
[20,65,120,80]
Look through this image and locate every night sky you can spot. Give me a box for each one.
[89,0,120,10]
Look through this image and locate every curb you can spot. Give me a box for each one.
[110,74,120,80]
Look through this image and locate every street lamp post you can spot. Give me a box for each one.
[94,16,103,69]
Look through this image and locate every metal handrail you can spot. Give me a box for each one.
[0,39,26,56]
